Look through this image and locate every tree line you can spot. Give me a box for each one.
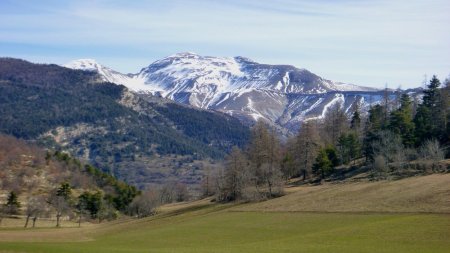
[205,75,449,202]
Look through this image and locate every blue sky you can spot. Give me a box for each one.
[1,0,449,88]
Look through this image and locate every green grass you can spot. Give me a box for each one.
[1,206,449,253]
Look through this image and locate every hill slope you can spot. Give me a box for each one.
[0,134,138,212]
[0,58,250,188]
[235,174,450,213]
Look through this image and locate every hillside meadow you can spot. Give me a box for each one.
[1,174,449,253]
[1,212,448,253]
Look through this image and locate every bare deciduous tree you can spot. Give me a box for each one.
[158,181,175,204]
[262,130,283,197]
[47,193,71,227]
[293,121,321,180]
[419,139,444,162]
[373,155,388,178]
[24,196,47,228]
[0,205,4,226]
[247,121,284,198]
[175,183,190,202]
[370,131,404,164]
[214,167,228,201]
[222,147,250,201]
[201,166,215,197]
[129,190,159,218]
[323,102,349,146]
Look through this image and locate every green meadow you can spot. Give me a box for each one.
[1,204,449,253]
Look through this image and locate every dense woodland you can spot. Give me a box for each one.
[209,76,449,202]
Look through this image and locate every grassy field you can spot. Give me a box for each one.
[237,174,450,213]
[1,174,449,253]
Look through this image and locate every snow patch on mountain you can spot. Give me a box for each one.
[64,59,100,71]
[64,53,383,132]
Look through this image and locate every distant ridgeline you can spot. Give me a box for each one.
[0,58,250,188]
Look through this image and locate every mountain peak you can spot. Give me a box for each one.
[168,52,199,58]
[64,59,102,71]
[233,56,256,64]
[63,59,136,86]
[161,52,203,60]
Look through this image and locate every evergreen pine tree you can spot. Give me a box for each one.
[312,149,333,180]
[350,108,361,131]
[338,132,361,164]
[389,94,415,147]
[414,75,443,144]
[56,182,72,200]
[442,78,450,149]
[324,145,340,167]
[363,105,385,160]
[5,191,21,214]
[367,104,386,131]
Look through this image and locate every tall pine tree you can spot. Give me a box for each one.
[363,104,386,160]
[389,94,415,147]
[414,76,443,145]
[312,149,333,180]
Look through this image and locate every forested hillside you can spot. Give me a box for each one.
[0,58,250,188]
[210,76,449,202]
[0,134,139,227]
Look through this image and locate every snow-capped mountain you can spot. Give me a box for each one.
[64,59,149,90]
[65,52,382,132]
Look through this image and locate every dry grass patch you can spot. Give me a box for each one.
[157,197,214,213]
[235,174,450,213]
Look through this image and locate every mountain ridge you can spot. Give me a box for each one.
[65,53,383,132]
[65,52,378,95]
